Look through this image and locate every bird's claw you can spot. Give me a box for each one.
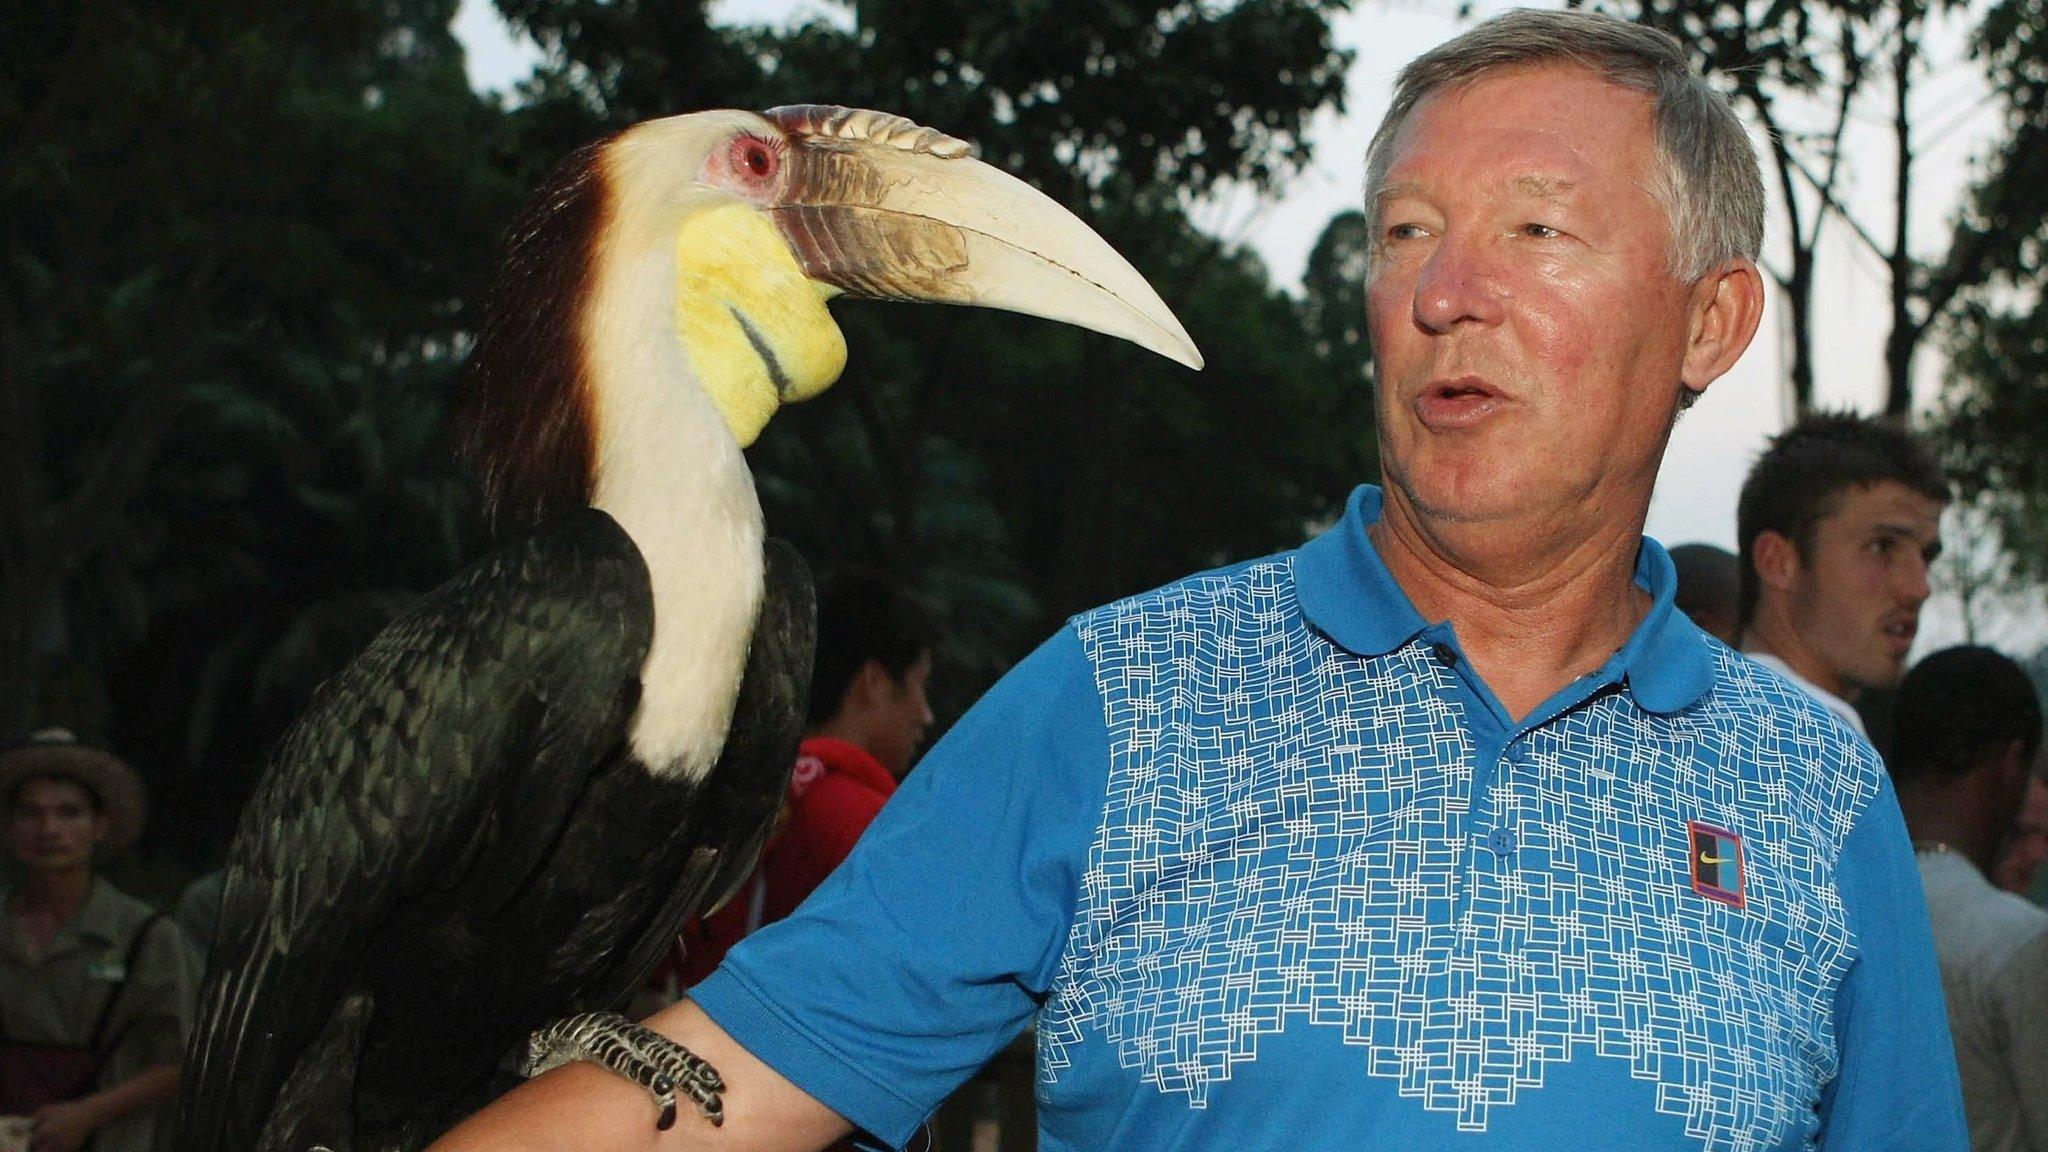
[524,1011,726,1129]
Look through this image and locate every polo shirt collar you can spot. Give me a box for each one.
[1295,485,1428,658]
[1611,541,1716,714]
[1294,485,1714,715]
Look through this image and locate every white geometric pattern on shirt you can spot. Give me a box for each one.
[1038,558,1878,1150]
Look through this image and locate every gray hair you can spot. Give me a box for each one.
[1362,8,1765,283]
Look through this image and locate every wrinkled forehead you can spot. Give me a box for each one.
[1377,64,1661,195]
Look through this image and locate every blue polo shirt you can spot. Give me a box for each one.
[693,485,1965,1151]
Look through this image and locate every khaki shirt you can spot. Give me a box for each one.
[0,879,197,1152]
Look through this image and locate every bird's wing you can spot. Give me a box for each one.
[177,509,652,1152]
[599,538,815,998]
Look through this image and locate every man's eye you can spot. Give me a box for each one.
[1386,223,1427,242]
[1522,223,1561,239]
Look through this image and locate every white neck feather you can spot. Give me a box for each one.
[586,223,764,782]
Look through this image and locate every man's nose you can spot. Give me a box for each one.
[1898,551,1933,605]
[1412,234,1506,333]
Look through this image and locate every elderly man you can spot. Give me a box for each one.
[435,10,1963,1150]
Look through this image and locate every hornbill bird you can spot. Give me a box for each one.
[176,105,1200,1152]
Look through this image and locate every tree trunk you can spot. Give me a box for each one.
[1885,9,1920,418]
[1784,238,1817,418]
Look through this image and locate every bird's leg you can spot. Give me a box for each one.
[522,1011,727,1130]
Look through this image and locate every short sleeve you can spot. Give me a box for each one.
[690,628,1110,1148]
[1814,772,1968,1149]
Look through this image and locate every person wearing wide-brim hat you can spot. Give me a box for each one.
[0,729,196,1152]
[0,731,148,857]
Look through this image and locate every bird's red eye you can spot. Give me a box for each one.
[734,136,777,180]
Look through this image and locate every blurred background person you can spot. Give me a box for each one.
[1669,542,1741,646]
[647,570,938,1001]
[1993,758,2048,901]
[1738,412,1949,734]
[0,730,196,1152]
[1894,647,2048,1152]
[170,870,223,972]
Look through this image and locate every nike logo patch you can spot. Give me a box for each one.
[1688,820,1745,908]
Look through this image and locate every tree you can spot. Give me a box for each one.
[1936,301,2048,586]
[1928,0,2048,589]
[1583,0,2048,418]
[1301,209,1374,394]
[0,0,522,851]
[2,0,365,738]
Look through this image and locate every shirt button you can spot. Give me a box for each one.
[1488,828,1518,856]
[1431,642,1459,668]
[1507,745,1531,767]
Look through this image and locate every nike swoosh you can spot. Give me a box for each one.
[1698,852,1728,865]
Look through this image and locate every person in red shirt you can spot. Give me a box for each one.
[649,571,936,998]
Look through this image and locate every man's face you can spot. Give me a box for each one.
[869,652,935,781]
[1782,480,1943,695]
[7,776,105,875]
[1994,773,2048,896]
[1367,64,1715,528]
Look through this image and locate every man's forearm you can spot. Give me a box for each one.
[429,999,852,1152]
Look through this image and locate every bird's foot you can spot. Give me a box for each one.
[523,1011,726,1130]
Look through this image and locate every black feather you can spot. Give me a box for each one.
[177,513,812,1152]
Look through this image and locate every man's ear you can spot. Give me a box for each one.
[1680,258,1766,397]
[848,659,892,709]
[1752,530,1801,595]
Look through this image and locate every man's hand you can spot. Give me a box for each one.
[24,1062,179,1152]
[28,1098,100,1152]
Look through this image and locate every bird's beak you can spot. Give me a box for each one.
[762,105,1204,370]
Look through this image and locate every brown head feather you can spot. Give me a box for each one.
[458,136,614,534]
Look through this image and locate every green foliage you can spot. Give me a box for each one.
[1934,302,2048,584]
[1,0,522,856]
[768,0,1352,198]
[493,0,770,160]
[1945,0,2048,292]
[9,0,1374,859]
[1926,0,2048,588]
[1302,209,1373,390]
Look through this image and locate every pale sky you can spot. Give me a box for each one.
[451,0,2044,655]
